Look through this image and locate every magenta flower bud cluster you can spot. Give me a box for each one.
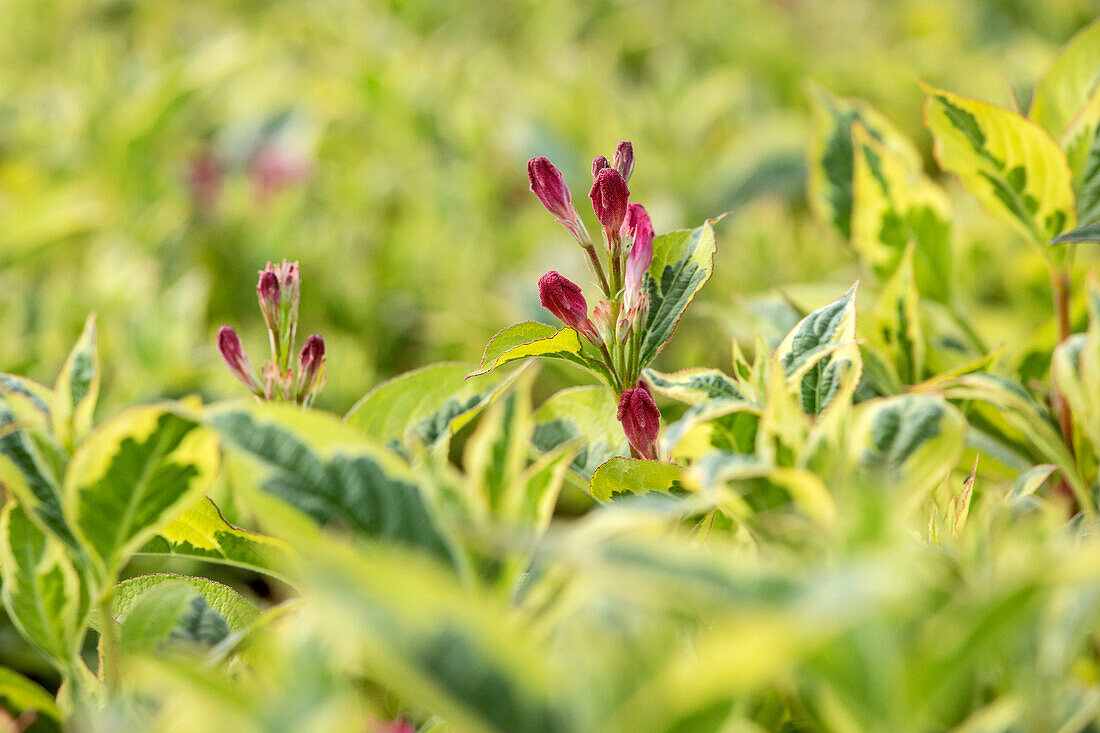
[217,261,326,406]
[526,141,662,461]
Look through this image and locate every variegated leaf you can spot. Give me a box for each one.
[639,221,718,366]
[923,82,1075,244]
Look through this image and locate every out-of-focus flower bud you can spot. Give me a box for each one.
[257,270,281,336]
[591,155,610,178]
[617,385,660,460]
[217,326,260,393]
[613,141,634,182]
[296,334,326,403]
[622,203,654,308]
[539,271,599,342]
[248,142,313,201]
[262,362,294,402]
[188,149,223,215]
[259,260,301,366]
[589,168,630,232]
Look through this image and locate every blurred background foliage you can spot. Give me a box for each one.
[0,0,1095,413]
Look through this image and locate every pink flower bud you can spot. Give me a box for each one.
[613,141,634,182]
[257,269,281,334]
[617,386,660,460]
[262,362,294,401]
[622,203,654,305]
[217,326,260,392]
[589,168,630,232]
[591,155,610,178]
[528,156,574,221]
[187,150,223,215]
[296,334,326,403]
[538,271,597,340]
[248,142,313,201]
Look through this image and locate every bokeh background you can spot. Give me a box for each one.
[0,0,1095,414]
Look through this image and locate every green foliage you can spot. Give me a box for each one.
[7,7,1100,733]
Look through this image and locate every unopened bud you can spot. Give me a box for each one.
[593,300,616,345]
[262,362,294,402]
[528,156,574,221]
[589,168,630,232]
[217,326,260,393]
[538,271,598,342]
[296,334,326,403]
[257,270,280,336]
[617,385,660,460]
[622,203,654,307]
[613,141,634,182]
[591,155,610,178]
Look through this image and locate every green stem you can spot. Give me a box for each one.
[98,592,120,695]
[583,244,611,296]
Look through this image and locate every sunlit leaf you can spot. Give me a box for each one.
[347,361,522,451]
[53,314,99,450]
[65,404,220,582]
[639,221,718,366]
[922,82,1075,243]
[589,458,687,502]
[531,386,628,479]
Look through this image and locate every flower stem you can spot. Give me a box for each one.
[583,244,611,296]
[1051,266,1078,512]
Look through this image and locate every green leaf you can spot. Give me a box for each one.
[1050,221,1100,244]
[849,394,967,500]
[1030,18,1100,145]
[111,574,258,652]
[806,82,922,238]
[643,367,743,406]
[296,540,578,733]
[869,244,925,385]
[0,401,77,553]
[589,458,687,502]
[851,123,952,303]
[0,503,88,668]
[65,404,220,582]
[639,221,718,366]
[53,314,99,450]
[924,373,1088,512]
[117,581,197,654]
[922,82,1076,244]
[662,400,760,459]
[466,322,610,385]
[0,374,54,429]
[531,386,628,479]
[1010,464,1058,500]
[463,371,535,517]
[346,362,522,451]
[138,497,294,582]
[208,402,456,563]
[0,666,61,722]
[774,283,862,416]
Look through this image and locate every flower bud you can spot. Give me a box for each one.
[591,155,610,178]
[617,385,660,460]
[613,141,634,182]
[217,326,260,393]
[296,334,326,403]
[622,203,654,306]
[528,156,574,222]
[257,269,281,336]
[262,362,294,402]
[589,168,630,232]
[592,300,616,346]
[538,271,598,341]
